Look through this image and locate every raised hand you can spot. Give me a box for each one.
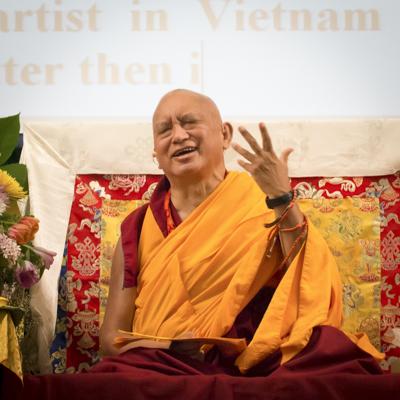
[232,123,293,198]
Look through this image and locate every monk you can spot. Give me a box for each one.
[96,89,383,374]
[99,88,309,363]
[6,89,400,400]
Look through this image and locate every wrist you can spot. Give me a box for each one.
[266,190,294,209]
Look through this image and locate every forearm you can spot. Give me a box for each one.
[100,239,137,356]
[99,329,122,356]
[275,202,306,262]
[265,199,307,269]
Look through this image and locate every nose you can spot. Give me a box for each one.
[171,123,190,143]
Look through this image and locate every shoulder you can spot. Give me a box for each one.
[121,202,150,232]
[120,203,150,288]
[121,175,168,230]
[120,203,150,255]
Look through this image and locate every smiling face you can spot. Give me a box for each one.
[152,90,232,183]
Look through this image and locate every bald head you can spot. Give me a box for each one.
[152,89,223,131]
[157,88,215,105]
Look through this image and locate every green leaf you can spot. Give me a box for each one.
[0,114,20,166]
[0,164,28,192]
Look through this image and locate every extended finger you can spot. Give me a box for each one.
[238,126,263,155]
[237,159,254,173]
[259,123,273,152]
[280,148,294,165]
[231,142,256,162]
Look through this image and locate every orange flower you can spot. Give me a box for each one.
[8,216,40,244]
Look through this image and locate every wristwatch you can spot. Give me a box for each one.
[265,190,294,209]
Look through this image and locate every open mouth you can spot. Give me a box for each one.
[172,147,197,158]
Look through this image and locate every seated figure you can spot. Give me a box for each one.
[8,89,400,400]
[97,89,386,377]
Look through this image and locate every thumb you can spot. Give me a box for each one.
[280,148,294,165]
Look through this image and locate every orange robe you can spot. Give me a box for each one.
[117,171,382,373]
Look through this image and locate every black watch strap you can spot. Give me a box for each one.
[265,190,294,209]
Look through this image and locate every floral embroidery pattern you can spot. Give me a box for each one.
[71,237,100,277]
[105,174,147,196]
[294,174,400,373]
[51,174,160,373]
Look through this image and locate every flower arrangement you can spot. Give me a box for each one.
[0,114,56,296]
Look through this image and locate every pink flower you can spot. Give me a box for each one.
[31,246,57,270]
[0,233,21,264]
[15,261,40,288]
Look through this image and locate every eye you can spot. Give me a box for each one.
[157,123,171,135]
[181,119,197,128]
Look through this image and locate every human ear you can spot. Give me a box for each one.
[222,122,233,149]
[152,151,162,169]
